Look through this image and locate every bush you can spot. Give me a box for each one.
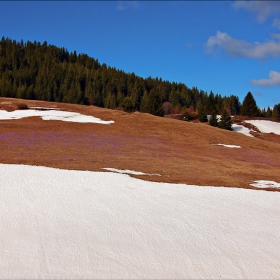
[17,103,28,110]
[183,111,190,121]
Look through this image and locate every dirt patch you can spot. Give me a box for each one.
[1,97,280,191]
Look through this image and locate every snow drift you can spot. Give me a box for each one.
[0,163,280,279]
[0,109,114,124]
[245,120,280,135]
[233,120,280,137]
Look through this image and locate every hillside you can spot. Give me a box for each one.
[1,97,280,278]
[1,37,275,119]
[1,97,280,191]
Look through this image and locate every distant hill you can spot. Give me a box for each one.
[1,97,280,190]
[1,36,275,119]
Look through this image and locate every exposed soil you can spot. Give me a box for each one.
[1,97,280,191]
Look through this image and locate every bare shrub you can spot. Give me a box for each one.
[17,103,28,110]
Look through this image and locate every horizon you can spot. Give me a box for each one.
[1,1,280,108]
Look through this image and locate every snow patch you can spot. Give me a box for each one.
[103,167,161,176]
[0,109,114,124]
[232,124,254,137]
[212,143,241,148]
[28,106,57,110]
[207,114,222,121]
[245,120,280,135]
[250,180,280,189]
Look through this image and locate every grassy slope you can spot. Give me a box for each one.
[1,97,280,191]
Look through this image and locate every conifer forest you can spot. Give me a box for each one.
[0,37,279,120]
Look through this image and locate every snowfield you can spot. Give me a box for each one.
[1,163,280,279]
[1,109,280,278]
[233,120,280,137]
[250,180,280,189]
[0,109,114,124]
[232,124,254,137]
[207,115,280,137]
[212,143,241,148]
[102,167,161,176]
[245,120,280,135]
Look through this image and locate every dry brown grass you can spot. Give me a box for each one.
[1,97,280,191]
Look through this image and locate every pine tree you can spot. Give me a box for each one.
[272,104,280,121]
[149,90,164,116]
[122,96,134,113]
[140,90,150,113]
[131,86,142,110]
[205,91,216,114]
[105,93,116,109]
[266,107,272,118]
[218,109,232,131]
[241,92,260,117]
[209,112,218,127]
[197,100,208,122]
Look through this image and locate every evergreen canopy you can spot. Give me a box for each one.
[218,109,232,131]
[241,92,260,117]
[272,104,280,121]
[0,37,273,119]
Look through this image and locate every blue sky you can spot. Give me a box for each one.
[1,1,280,108]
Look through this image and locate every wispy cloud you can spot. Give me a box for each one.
[272,33,280,40]
[253,92,263,97]
[232,1,280,23]
[251,71,280,86]
[185,43,193,50]
[273,18,280,29]
[206,31,280,60]
[117,1,138,11]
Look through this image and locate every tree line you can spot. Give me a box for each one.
[0,37,279,121]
